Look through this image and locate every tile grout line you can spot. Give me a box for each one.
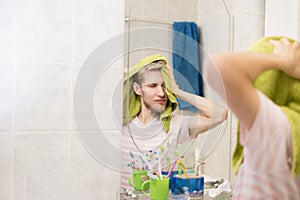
[12,0,17,199]
[68,0,74,165]
[24,176,27,200]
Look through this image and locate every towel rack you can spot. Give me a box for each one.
[125,16,173,25]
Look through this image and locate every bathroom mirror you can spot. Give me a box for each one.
[120,0,233,196]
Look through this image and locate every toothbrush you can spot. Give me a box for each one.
[156,151,163,179]
[129,151,140,169]
[139,155,148,170]
[166,157,180,178]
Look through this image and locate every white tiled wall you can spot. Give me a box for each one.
[0,0,124,199]
[198,0,265,185]
[265,0,300,40]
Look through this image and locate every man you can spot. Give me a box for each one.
[121,54,228,188]
[204,37,300,199]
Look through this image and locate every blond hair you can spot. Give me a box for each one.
[133,60,166,84]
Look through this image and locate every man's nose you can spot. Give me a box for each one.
[157,85,166,96]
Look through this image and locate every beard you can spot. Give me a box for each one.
[143,100,166,114]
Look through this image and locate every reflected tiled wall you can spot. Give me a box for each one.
[198,0,265,185]
[0,0,124,199]
[125,0,198,67]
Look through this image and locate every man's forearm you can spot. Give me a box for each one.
[212,52,284,84]
[172,88,227,120]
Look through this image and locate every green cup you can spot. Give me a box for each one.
[128,169,149,191]
[142,176,170,200]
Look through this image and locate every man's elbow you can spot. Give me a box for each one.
[203,55,228,100]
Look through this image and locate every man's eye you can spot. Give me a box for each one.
[149,83,157,87]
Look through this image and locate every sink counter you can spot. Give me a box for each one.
[118,174,232,200]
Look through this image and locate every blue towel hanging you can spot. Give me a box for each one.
[172,21,204,112]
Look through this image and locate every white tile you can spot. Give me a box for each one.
[202,124,231,180]
[189,0,199,21]
[167,0,190,21]
[71,22,103,66]
[26,169,71,200]
[70,131,121,199]
[15,168,71,200]
[233,15,265,51]
[13,132,120,200]
[128,28,147,53]
[72,0,124,65]
[0,134,13,200]
[69,162,120,200]
[198,0,229,21]
[197,0,231,53]
[232,0,265,16]
[94,63,123,130]
[71,131,121,169]
[143,0,168,20]
[14,133,69,172]
[72,59,123,131]
[0,61,13,131]
[125,0,145,19]
[14,133,69,200]
[16,0,72,62]
[14,62,70,131]
[0,1,15,61]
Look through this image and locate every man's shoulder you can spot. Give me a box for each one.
[170,112,192,125]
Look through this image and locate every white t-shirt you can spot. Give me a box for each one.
[120,114,193,188]
[233,91,300,199]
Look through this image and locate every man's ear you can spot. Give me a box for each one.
[133,82,142,95]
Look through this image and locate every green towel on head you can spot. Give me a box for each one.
[232,36,300,176]
[123,54,178,133]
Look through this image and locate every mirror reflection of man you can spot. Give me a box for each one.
[121,54,227,188]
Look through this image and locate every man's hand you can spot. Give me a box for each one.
[163,65,180,94]
[269,38,300,80]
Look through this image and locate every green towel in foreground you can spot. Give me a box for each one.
[123,54,178,133]
[232,36,300,176]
